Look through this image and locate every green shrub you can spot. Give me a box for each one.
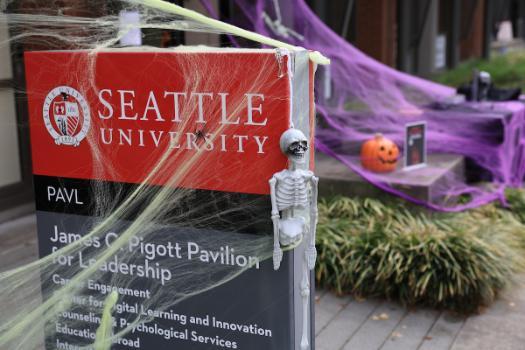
[315,194,525,313]
[506,187,525,224]
[431,51,525,91]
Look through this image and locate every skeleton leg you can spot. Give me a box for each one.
[272,214,282,270]
[269,177,282,270]
[306,176,319,270]
[300,246,310,350]
[301,176,319,347]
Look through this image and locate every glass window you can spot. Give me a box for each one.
[0,15,12,80]
[0,88,21,187]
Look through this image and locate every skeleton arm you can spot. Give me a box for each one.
[269,176,283,270]
[306,175,319,270]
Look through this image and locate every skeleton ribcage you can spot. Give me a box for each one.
[276,176,309,210]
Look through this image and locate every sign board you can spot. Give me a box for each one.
[404,122,427,170]
[434,34,446,70]
[25,48,315,349]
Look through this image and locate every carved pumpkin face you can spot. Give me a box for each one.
[360,133,399,173]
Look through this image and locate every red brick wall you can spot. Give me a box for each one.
[355,0,397,67]
[460,0,484,60]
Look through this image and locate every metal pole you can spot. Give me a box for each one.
[483,0,493,59]
[397,0,411,72]
[447,0,460,68]
[341,0,355,39]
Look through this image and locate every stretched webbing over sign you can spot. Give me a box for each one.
[26,50,293,194]
[25,48,314,350]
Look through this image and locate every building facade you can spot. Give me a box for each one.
[308,0,525,76]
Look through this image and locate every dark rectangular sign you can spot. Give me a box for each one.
[404,122,427,170]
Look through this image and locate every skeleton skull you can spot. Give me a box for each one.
[280,128,309,163]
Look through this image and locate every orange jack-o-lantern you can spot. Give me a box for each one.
[360,133,399,173]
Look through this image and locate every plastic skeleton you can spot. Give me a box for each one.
[262,0,305,41]
[269,128,318,350]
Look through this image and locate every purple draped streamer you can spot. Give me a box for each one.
[201,0,525,211]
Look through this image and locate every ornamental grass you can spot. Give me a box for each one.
[315,192,525,313]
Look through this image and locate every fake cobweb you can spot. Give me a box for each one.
[208,0,525,211]
[0,1,325,349]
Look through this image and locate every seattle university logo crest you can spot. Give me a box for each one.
[43,86,90,146]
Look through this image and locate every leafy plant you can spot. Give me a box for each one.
[505,187,525,224]
[315,193,525,313]
[431,51,525,91]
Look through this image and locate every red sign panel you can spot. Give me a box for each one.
[25,50,310,195]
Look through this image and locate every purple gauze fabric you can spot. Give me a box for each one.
[201,0,525,211]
